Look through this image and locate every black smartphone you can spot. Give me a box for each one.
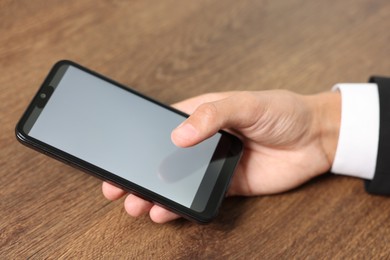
[15,60,243,223]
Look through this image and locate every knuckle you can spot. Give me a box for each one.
[235,91,257,103]
[196,102,219,122]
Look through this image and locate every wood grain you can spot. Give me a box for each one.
[1,0,390,258]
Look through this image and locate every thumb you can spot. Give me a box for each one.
[171,92,258,147]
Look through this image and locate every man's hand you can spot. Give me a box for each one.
[102,90,341,223]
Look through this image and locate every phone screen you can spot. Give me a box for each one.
[21,63,232,214]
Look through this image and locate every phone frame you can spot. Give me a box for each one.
[15,60,243,223]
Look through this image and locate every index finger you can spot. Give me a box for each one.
[102,181,127,200]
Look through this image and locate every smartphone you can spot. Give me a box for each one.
[15,60,243,223]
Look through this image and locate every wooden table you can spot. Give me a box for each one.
[2,0,390,258]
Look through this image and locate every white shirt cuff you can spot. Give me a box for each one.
[331,83,379,180]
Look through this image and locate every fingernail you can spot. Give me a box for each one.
[174,122,198,140]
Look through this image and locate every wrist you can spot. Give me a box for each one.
[306,91,341,168]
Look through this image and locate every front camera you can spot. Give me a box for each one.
[36,85,54,108]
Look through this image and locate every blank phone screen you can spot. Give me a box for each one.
[27,65,222,211]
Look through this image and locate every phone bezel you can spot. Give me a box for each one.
[15,60,243,223]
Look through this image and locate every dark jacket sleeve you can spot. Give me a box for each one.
[365,76,390,195]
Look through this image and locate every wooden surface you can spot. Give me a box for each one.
[2,0,390,258]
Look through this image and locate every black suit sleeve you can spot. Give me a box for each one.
[364,76,390,195]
